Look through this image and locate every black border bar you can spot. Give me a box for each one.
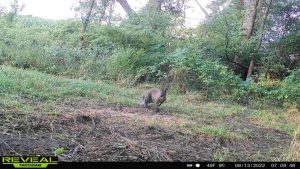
[2,162,300,169]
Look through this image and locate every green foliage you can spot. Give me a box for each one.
[0,0,299,108]
[197,4,245,62]
[108,48,144,79]
[278,69,300,108]
[277,32,300,55]
[230,68,300,107]
[84,10,173,83]
[0,1,298,162]
[168,44,242,97]
[54,147,65,156]
[122,7,174,33]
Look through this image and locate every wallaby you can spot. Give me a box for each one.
[140,85,169,112]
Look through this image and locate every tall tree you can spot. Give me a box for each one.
[146,0,186,16]
[245,0,273,79]
[5,0,25,23]
[241,0,259,40]
[195,0,209,18]
[240,0,259,80]
[80,0,96,34]
[87,0,118,25]
[255,0,272,49]
[95,0,111,24]
[116,0,134,16]
[107,0,115,25]
[78,0,96,49]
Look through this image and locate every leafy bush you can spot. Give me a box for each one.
[168,46,242,96]
[278,69,300,108]
[0,6,299,109]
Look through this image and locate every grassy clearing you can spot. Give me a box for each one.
[164,93,247,121]
[248,109,297,135]
[213,147,233,161]
[0,65,297,154]
[0,66,140,107]
[288,129,300,161]
[175,123,248,140]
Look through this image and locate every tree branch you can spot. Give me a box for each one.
[194,0,209,18]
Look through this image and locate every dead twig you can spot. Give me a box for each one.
[0,137,22,156]
[50,120,55,132]
[71,139,86,149]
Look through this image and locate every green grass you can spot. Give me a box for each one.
[213,147,233,161]
[200,125,235,139]
[175,123,248,140]
[248,109,297,135]
[0,65,297,139]
[1,96,34,112]
[0,66,140,106]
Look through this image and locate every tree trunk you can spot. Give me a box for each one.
[241,0,259,80]
[241,0,259,40]
[246,54,255,79]
[116,0,134,16]
[81,0,96,34]
[80,0,96,49]
[194,0,209,18]
[108,0,115,25]
[255,0,272,50]
[246,0,272,79]
[98,7,107,23]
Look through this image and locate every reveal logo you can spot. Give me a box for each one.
[2,156,58,168]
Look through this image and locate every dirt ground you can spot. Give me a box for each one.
[0,99,292,161]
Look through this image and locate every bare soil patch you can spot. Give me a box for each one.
[0,99,292,161]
